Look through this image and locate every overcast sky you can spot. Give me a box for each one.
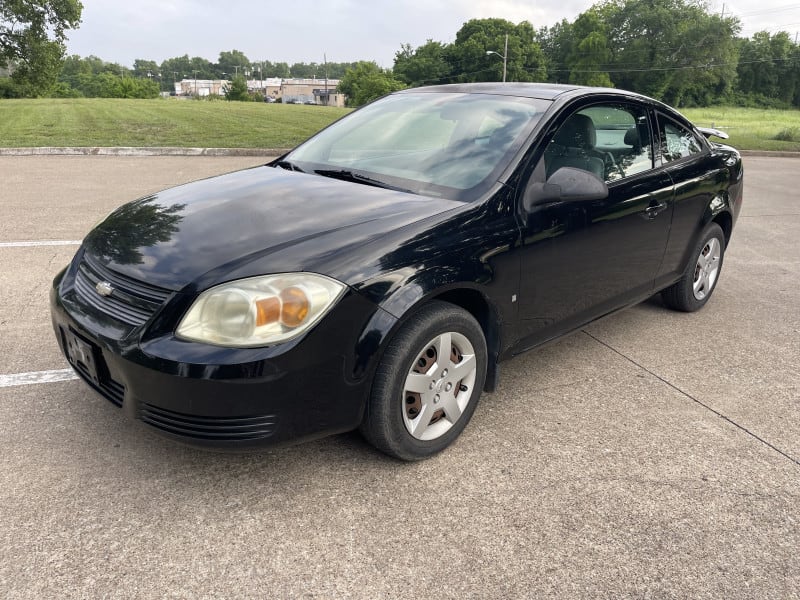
[65,0,800,69]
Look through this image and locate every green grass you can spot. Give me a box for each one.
[681,106,800,152]
[1,99,799,151]
[0,98,350,148]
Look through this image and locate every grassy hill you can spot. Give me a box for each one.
[0,98,798,151]
[0,98,350,149]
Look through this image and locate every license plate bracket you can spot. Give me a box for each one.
[63,328,100,386]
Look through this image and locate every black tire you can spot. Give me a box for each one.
[360,301,487,461]
[661,222,725,312]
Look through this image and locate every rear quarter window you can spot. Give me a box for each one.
[658,115,704,163]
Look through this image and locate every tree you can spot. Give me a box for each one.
[55,55,160,98]
[337,61,405,106]
[282,61,357,80]
[393,40,451,87]
[567,11,613,87]
[325,61,358,79]
[593,0,740,105]
[224,73,250,101]
[217,49,250,78]
[792,43,800,107]
[133,58,158,78]
[737,31,799,106]
[1,0,83,95]
[446,19,547,83]
[290,62,319,78]
[265,61,291,78]
[159,54,215,86]
[536,20,573,83]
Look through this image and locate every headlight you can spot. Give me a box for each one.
[176,273,346,347]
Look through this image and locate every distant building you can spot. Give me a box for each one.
[174,77,346,106]
[279,78,345,106]
[175,79,228,97]
[246,77,282,102]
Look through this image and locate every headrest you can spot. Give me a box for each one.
[553,113,596,149]
[624,127,640,147]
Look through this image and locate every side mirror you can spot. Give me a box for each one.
[523,167,609,211]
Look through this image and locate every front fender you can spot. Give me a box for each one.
[353,261,512,393]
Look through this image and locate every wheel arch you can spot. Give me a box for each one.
[704,191,734,244]
[712,209,733,248]
[430,288,501,393]
[360,280,504,394]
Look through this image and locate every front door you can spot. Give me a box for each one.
[514,100,674,351]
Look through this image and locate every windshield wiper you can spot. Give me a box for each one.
[314,169,413,194]
[274,159,305,173]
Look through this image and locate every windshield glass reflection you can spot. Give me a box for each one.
[287,92,550,201]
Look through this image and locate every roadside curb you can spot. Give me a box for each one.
[738,150,800,158]
[0,147,797,158]
[0,147,289,157]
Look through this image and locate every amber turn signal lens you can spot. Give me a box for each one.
[255,296,280,327]
[280,287,310,327]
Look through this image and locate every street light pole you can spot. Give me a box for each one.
[486,33,509,83]
[503,33,508,83]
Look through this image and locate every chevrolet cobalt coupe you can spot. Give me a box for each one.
[51,84,743,460]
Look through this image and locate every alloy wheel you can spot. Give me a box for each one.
[693,237,721,300]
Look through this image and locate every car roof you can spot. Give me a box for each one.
[397,82,649,102]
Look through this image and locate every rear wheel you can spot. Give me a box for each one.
[662,222,725,312]
[360,301,487,461]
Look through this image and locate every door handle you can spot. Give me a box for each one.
[644,201,668,219]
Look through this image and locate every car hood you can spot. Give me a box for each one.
[83,166,460,291]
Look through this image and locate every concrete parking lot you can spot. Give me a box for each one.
[0,155,798,598]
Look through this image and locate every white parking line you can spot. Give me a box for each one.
[0,240,82,248]
[0,369,79,388]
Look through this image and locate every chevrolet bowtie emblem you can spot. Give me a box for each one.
[95,281,114,297]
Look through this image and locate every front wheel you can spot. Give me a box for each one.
[662,222,725,312]
[360,301,487,461]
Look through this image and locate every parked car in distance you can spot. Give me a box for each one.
[51,83,743,460]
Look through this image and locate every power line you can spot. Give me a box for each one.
[405,54,795,87]
[739,21,800,33]
[549,56,796,74]
[736,3,800,17]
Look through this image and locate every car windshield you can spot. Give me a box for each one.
[284,92,551,201]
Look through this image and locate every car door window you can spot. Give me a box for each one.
[657,114,704,163]
[543,103,653,183]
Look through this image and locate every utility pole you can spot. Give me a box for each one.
[324,53,328,105]
[721,3,725,18]
[503,33,508,83]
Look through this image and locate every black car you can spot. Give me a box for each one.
[50,83,743,460]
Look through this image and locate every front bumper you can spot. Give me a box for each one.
[50,260,394,449]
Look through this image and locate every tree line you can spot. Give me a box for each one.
[2,47,360,99]
[2,0,799,108]
[385,0,800,109]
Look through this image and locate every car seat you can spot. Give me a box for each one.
[544,113,606,181]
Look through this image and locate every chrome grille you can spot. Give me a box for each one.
[74,255,171,327]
